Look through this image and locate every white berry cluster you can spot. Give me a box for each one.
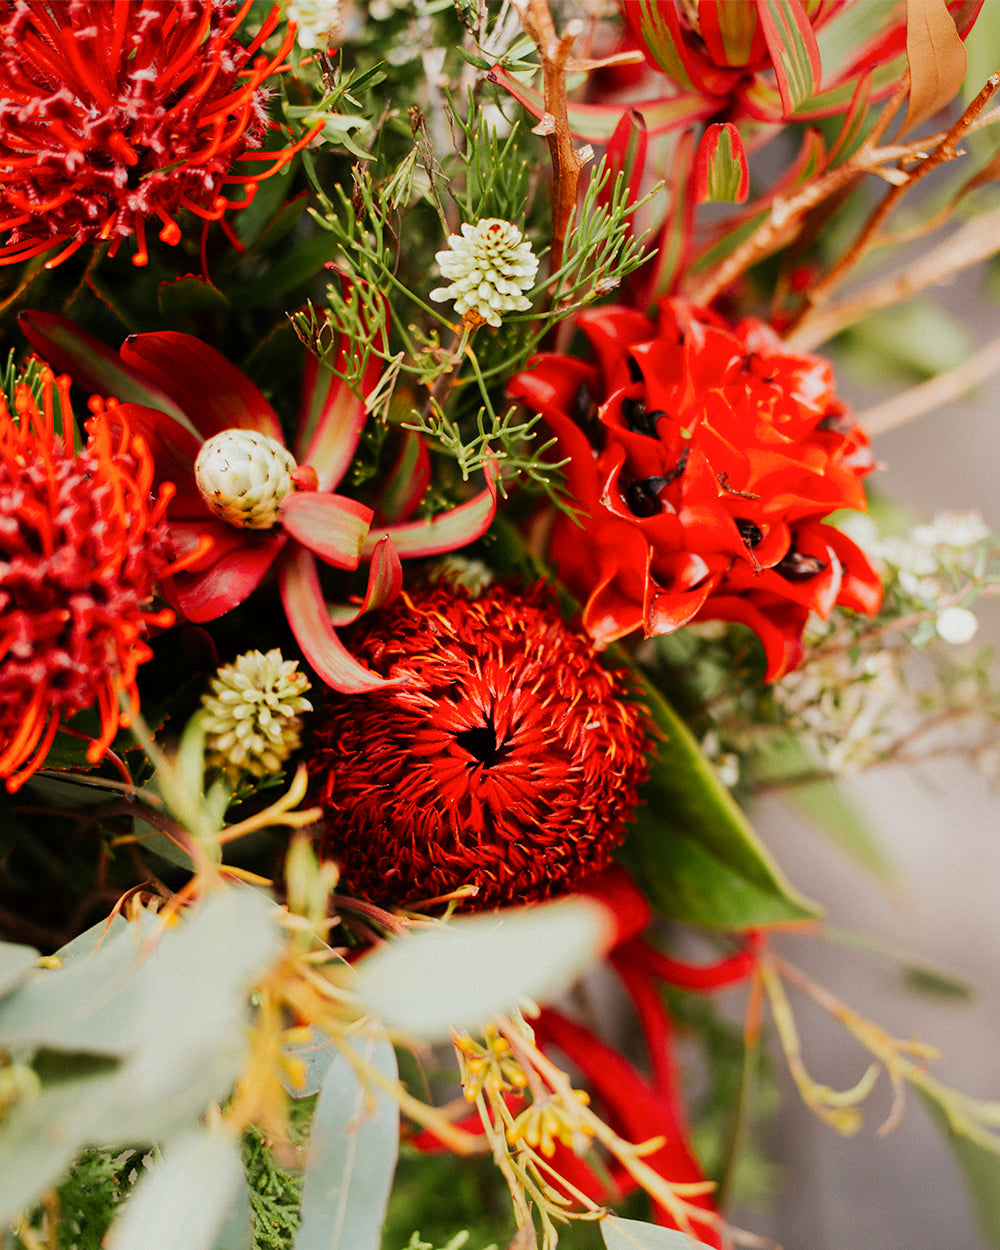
[202,649,313,780]
[430,218,538,328]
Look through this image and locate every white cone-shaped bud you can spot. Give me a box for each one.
[195,428,297,529]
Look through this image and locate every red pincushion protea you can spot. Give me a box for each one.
[508,298,883,680]
[306,582,653,911]
[0,366,175,791]
[0,0,304,269]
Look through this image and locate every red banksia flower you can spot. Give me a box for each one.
[0,366,174,791]
[508,298,883,680]
[307,582,653,911]
[0,0,304,269]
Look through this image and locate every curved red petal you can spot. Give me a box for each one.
[120,332,283,442]
[278,547,402,693]
[165,527,286,622]
[280,491,373,569]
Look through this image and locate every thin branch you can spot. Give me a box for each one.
[512,0,593,276]
[856,332,1000,436]
[786,207,1000,350]
[794,70,1000,319]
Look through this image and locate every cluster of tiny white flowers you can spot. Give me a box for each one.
[777,648,903,773]
[430,218,538,328]
[194,429,298,530]
[202,650,313,780]
[283,0,340,49]
[840,509,990,646]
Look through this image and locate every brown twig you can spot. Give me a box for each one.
[786,207,1000,351]
[788,70,1000,326]
[687,77,1000,310]
[511,0,593,276]
[854,332,1000,436]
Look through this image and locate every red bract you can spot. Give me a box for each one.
[306,582,653,910]
[508,298,882,680]
[0,0,309,269]
[0,366,174,791]
[19,310,498,694]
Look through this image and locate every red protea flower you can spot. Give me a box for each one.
[19,309,498,694]
[0,365,175,791]
[507,298,883,680]
[0,0,309,269]
[306,582,653,911]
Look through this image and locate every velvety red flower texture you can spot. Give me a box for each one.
[307,582,653,911]
[508,298,882,680]
[0,366,174,791]
[0,0,298,268]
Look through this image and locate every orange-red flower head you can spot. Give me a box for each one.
[0,0,301,269]
[508,298,883,680]
[0,366,174,790]
[306,581,653,911]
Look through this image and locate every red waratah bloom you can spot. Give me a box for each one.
[507,298,882,680]
[306,581,653,910]
[0,365,175,791]
[19,310,498,694]
[0,0,312,269]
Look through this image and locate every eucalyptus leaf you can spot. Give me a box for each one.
[281,1025,339,1098]
[0,941,38,998]
[0,1063,123,1223]
[105,1125,246,1250]
[353,898,614,1041]
[293,1033,399,1250]
[601,1214,715,1250]
[914,1083,1000,1250]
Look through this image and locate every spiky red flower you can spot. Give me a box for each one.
[0,0,304,269]
[508,298,883,680]
[0,365,175,791]
[306,582,653,911]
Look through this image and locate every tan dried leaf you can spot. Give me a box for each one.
[902,0,967,135]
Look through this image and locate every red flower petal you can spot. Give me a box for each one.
[119,332,284,442]
[278,546,400,694]
[280,492,373,569]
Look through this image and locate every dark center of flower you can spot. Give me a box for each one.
[736,518,763,548]
[775,547,827,581]
[455,720,501,767]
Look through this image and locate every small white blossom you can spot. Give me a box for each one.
[935,606,979,645]
[283,0,340,49]
[430,218,538,328]
[195,429,297,530]
[202,649,313,780]
[913,510,990,550]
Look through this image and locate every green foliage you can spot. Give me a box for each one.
[244,1129,304,1250]
[9,1147,145,1250]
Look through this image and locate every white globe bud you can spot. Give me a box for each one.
[195,428,297,529]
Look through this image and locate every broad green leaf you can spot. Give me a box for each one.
[105,1125,246,1250]
[601,1214,715,1250]
[752,735,895,886]
[618,675,818,929]
[354,898,615,1041]
[694,123,749,204]
[158,275,230,320]
[915,1082,1000,1249]
[293,1033,399,1250]
[0,941,38,998]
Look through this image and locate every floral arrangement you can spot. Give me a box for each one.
[2,2,1000,1248]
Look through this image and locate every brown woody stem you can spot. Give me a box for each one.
[512,0,592,277]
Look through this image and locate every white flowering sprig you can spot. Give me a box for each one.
[202,650,313,781]
[430,218,538,328]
